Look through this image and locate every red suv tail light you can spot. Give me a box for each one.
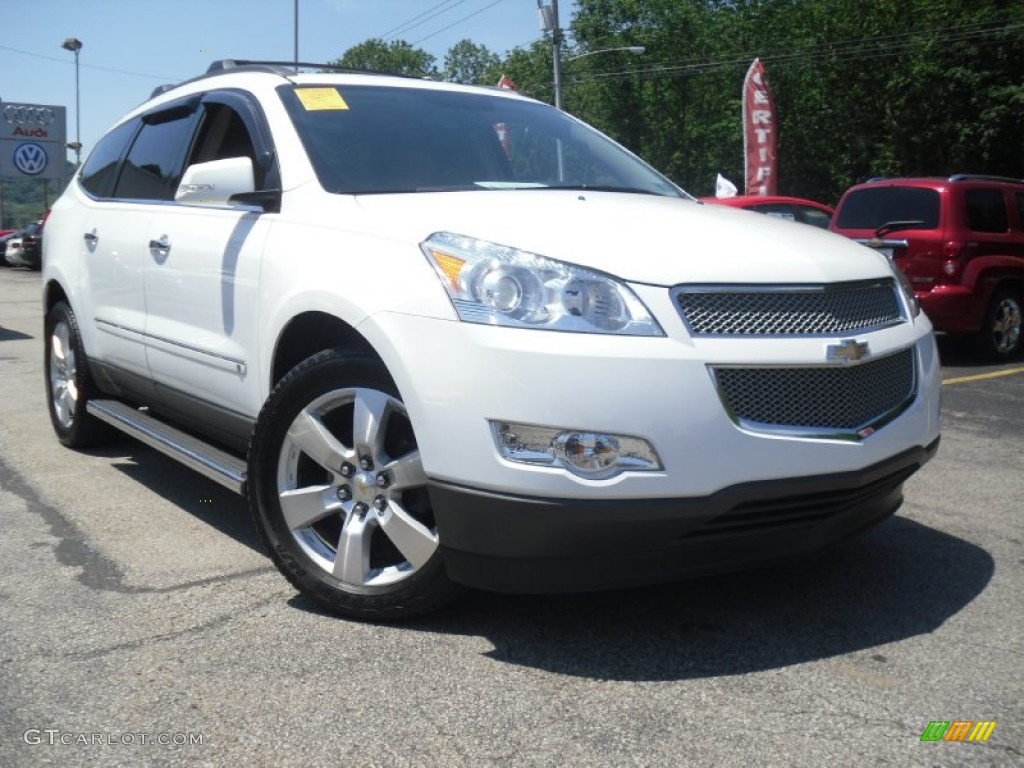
[940,240,965,281]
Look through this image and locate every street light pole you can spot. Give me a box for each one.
[61,37,83,169]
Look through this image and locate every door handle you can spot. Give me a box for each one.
[148,235,171,255]
[83,229,98,248]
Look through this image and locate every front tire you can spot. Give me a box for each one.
[248,349,462,620]
[974,288,1022,361]
[44,301,116,448]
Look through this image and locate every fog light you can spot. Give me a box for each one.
[491,421,661,479]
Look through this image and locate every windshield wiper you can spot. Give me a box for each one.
[874,220,926,237]
[541,184,665,196]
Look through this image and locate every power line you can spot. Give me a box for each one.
[412,0,507,46]
[0,43,176,81]
[564,21,1022,87]
[380,0,469,41]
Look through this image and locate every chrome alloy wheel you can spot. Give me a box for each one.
[49,318,79,430]
[275,387,437,588]
[991,294,1022,355]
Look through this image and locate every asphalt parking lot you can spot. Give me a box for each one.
[0,266,1021,767]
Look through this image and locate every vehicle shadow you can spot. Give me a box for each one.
[103,439,992,683]
[934,333,1021,368]
[0,327,33,342]
[101,440,265,554]
[367,515,990,682]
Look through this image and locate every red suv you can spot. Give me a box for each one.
[831,175,1024,359]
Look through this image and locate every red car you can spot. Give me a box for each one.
[701,195,834,229]
[831,175,1024,360]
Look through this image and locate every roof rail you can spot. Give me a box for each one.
[948,173,1024,184]
[206,59,420,79]
[149,83,178,99]
[144,58,427,105]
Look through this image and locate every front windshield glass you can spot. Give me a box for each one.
[279,84,683,197]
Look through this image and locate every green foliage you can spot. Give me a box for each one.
[331,39,438,78]
[443,39,502,85]
[567,0,1024,202]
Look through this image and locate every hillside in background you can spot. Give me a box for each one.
[0,161,74,229]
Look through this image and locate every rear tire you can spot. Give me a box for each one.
[973,288,1022,361]
[44,301,116,448]
[248,348,462,620]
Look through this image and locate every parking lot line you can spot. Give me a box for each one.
[942,366,1024,386]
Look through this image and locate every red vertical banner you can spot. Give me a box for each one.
[743,58,777,196]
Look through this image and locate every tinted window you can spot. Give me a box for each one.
[835,187,940,230]
[114,114,194,201]
[1016,193,1024,230]
[79,119,138,198]
[187,103,262,187]
[746,202,796,221]
[279,85,682,197]
[965,188,1008,233]
[796,205,832,229]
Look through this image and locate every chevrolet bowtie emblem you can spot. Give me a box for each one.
[827,339,870,363]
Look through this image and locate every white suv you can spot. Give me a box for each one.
[43,61,941,620]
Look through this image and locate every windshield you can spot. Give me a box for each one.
[279,84,683,197]
[835,187,940,230]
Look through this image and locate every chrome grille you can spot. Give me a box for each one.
[712,348,915,431]
[675,280,903,336]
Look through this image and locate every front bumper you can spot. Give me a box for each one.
[430,439,939,592]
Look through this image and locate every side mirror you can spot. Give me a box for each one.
[175,157,255,207]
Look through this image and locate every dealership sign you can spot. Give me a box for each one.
[0,102,67,181]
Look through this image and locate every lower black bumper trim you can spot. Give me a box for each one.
[429,438,939,593]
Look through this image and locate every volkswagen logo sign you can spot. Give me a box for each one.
[3,105,56,126]
[13,142,48,176]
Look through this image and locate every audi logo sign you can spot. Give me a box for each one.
[3,105,57,126]
[0,102,67,180]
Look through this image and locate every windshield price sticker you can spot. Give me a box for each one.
[296,88,349,111]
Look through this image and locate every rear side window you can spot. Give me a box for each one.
[746,202,796,221]
[796,205,832,229]
[964,188,1009,233]
[114,112,195,201]
[835,187,940,230]
[79,120,138,198]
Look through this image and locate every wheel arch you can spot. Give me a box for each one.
[43,278,70,315]
[270,311,381,388]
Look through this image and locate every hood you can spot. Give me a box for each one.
[352,190,890,286]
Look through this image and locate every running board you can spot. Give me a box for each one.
[86,399,247,495]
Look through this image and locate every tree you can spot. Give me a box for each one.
[568,0,1024,202]
[444,39,502,85]
[500,41,556,103]
[332,39,437,78]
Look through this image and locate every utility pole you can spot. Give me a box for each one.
[550,0,563,110]
[293,0,299,73]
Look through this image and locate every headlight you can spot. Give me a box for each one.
[871,249,920,318]
[886,260,920,318]
[422,232,664,336]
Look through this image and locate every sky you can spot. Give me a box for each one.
[0,0,577,166]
